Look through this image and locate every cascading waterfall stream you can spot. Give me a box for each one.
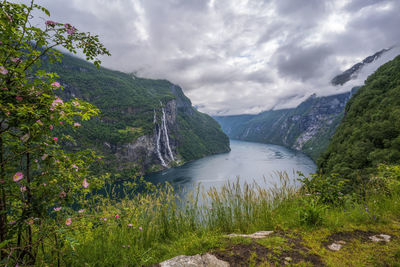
[154,109,167,167]
[161,107,175,161]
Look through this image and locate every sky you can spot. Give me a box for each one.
[34,0,400,115]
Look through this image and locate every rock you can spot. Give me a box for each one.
[159,253,229,267]
[226,231,274,239]
[337,240,346,245]
[369,234,391,243]
[327,242,343,251]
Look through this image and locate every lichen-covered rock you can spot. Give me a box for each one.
[159,253,229,267]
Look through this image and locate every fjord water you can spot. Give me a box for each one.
[145,140,316,196]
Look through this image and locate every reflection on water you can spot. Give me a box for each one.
[145,140,317,198]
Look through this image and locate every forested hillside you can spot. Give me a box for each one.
[44,53,230,175]
[318,55,400,181]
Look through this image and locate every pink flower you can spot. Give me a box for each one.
[45,20,57,26]
[78,209,85,213]
[11,57,22,63]
[26,219,34,225]
[102,218,107,221]
[115,214,119,219]
[65,218,71,226]
[0,66,8,75]
[127,224,133,227]
[72,164,79,171]
[49,125,54,130]
[73,101,80,106]
[59,121,63,125]
[13,172,23,182]
[51,97,63,107]
[36,120,43,126]
[73,122,81,127]
[139,226,143,231]
[41,154,48,160]
[43,183,47,186]
[20,186,27,193]
[59,191,67,198]
[51,82,60,88]
[54,207,62,211]
[82,178,89,188]
[64,24,76,35]
[53,137,58,142]
[16,96,23,101]
[8,221,16,225]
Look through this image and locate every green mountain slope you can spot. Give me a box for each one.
[318,55,400,180]
[45,53,230,175]
[215,92,352,161]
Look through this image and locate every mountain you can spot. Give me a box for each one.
[45,53,230,176]
[215,90,357,161]
[331,48,391,86]
[318,55,400,181]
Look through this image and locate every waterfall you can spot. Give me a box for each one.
[153,109,156,124]
[161,107,175,161]
[156,125,167,167]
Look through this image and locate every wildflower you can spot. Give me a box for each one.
[59,191,67,198]
[53,137,58,142]
[54,207,62,211]
[78,209,85,213]
[45,20,57,26]
[82,178,89,188]
[43,183,47,186]
[49,125,54,130]
[64,24,76,35]
[122,245,126,248]
[73,101,80,106]
[8,221,16,225]
[41,154,48,160]
[0,180,4,184]
[13,172,23,182]
[59,121,63,125]
[51,81,60,88]
[26,219,34,225]
[51,97,63,108]
[0,66,8,75]
[65,218,71,226]
[72,164,79,171]
[115,214,119,219]
[20,133,30,142]
[11,57,22,63]
[73,122,81,127]
[139,226,143,231]
[20,186,27,193]
[36,120,43,126]
[16,96,23,101]
[128,224,133,227]
[102,218,107,221]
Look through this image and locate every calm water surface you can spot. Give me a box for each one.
[145,140,316,196]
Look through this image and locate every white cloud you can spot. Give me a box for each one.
[36,0,400,115]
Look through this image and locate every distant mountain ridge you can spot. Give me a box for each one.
[214,89,358,161]
[214,49,394,161]
[331,48,391,85]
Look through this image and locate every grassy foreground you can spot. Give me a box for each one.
[28,168,400,266]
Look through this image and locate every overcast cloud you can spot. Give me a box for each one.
[34,0,400,115]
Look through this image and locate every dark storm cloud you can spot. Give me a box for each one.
[273,44,334,81]
[33,0,400,115]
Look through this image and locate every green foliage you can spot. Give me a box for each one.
[298,198,326,227]
[0,0,109,265]
[318,55,400,187]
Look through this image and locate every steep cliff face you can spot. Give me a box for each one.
[215,90,357,161]
[47,53,230,175]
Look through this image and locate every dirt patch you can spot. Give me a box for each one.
[323,230,378,246]
[212,232,324,266]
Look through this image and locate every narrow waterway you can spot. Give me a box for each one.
[145,140,316,196]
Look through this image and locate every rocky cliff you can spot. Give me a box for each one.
[215,89,358,161]
[47,53,230,176]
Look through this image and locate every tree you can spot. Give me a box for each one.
[0,0,110,264]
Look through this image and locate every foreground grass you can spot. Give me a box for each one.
[33,172,400,266]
